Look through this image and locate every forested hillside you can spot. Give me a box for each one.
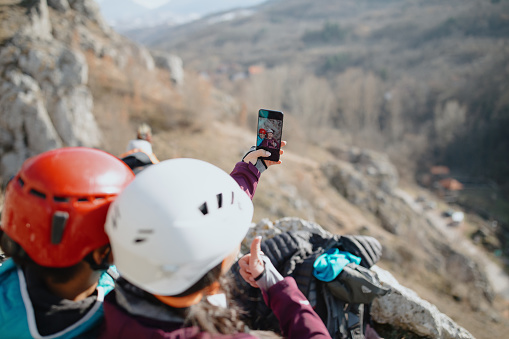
[126,0,509,205]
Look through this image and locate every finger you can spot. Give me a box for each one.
[238,255,250,267]
[239,270,250,282]
[280,140,287,147]
[238,261,252,274]
[265,160,282,166]
[248,276,260,287]
[248,280,259,288]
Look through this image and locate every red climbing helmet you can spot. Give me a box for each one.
[1,147,135,267]
[259,128,266,134]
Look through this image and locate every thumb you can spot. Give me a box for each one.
[249,236,265,277]
[253,149,271,158]
[243,149,271,165]
[250,236,262,260]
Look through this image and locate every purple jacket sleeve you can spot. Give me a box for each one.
[230,161,260,200]
[262,277,332,339]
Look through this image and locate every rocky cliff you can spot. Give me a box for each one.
[0,0,183,182]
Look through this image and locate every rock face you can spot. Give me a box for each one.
[244,217,475,339]
[0,0,175,182]
[371,266,475,339]
[322,146,400,228]
[151,51,185,86]
[0,1,99,180]
[321,146,495,324]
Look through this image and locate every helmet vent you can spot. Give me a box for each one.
[17,177,24,187]
[134,229,153,244]
[231,192,235,204]
[217,193,223,208]
[199,202,208,215]
[29,189,46,199]
[77,197,89,202]
[51,211,69,245]
[54,196,69,203]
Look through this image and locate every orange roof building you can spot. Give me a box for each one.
[438,178,463,191]
[248,65,265,75]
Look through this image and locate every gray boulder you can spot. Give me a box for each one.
[152,51,185,86]
[20,0,52,40]
[371,266,475,339]
[14,38,101,148]
[0,2,102,182]
[0,69,62,179]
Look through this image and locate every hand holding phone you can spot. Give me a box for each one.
[256,109,284,162]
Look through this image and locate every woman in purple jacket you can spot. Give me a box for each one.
[99,157,330,339]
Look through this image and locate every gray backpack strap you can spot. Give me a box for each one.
[322,283,348,338]
[322,284,368,339]
[346,304,364,339]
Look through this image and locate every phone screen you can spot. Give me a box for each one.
[256,109,284,162]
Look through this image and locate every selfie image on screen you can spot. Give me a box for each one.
[256,116,283,161]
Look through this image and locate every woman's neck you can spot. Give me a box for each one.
[44,265,101,301]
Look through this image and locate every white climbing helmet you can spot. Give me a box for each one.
[105,158,254,296]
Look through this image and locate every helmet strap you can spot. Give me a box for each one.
[154,281,221,308]
[153,256,232,309]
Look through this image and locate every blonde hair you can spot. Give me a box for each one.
[137,123,152,140]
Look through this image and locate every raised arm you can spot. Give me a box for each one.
[230,141,286,199]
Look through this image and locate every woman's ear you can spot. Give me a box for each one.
[92,244,113,266]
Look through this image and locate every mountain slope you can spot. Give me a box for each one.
[126,0,509,222]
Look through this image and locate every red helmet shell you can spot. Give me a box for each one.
[1,147,135,267]
[259,129,266,134]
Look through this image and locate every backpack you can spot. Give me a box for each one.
[233,231,390,339]
[119,151,157,174]
[318,263,390,339]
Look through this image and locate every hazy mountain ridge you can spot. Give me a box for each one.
[96,0,268,32]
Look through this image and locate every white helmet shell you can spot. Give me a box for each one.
[105,158,254,296]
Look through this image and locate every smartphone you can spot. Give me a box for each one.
[256,109,284,162]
